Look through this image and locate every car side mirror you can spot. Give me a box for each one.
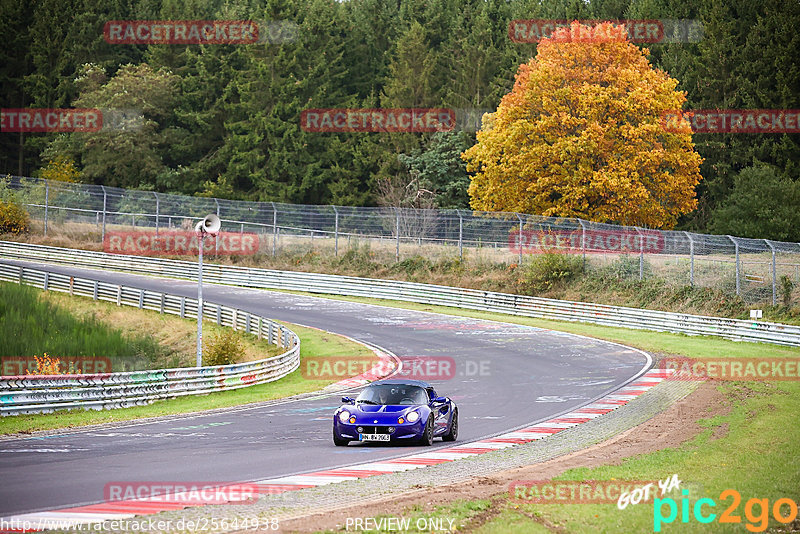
[432,396,447,404]
[341,396,355,404]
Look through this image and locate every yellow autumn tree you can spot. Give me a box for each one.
[463,21,702,228]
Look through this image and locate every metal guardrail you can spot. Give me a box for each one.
[0,261,300,416]
[1,240,799,347]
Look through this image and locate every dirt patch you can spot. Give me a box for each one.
[276,382,727,533]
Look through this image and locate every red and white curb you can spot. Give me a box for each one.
[0,368,674,531]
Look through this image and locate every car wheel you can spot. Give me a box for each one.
[442,409,458,442]
[333,429,349,446]
[419,415,434,446]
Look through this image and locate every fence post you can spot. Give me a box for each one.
[43,182,49,236]
[766,240,776,306]
[100,185,107,242]
[515,213,523,265]
[684,231,694,286]
[578,219,587,272]
[728,236,740,295]
[214,198,220,254]
[395,208,400,262]
[636,227,644,280]
[153,192,160,235]
[333,205,339,257]
[271,202,277,256]
[457,210,463,260]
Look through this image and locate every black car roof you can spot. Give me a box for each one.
[368,379,433,388]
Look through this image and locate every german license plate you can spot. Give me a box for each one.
[360,433,390,442]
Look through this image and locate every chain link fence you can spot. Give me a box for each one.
[4,176,799,305]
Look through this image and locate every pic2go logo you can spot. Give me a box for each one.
[654,489,798,532]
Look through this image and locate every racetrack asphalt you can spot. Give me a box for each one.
[0,260,650,517]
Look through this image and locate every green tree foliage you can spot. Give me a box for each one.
[710,164,800,242]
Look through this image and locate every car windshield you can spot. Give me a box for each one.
[356,384,429,406]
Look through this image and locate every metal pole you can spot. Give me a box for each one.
[395,208,400,262]
[101,186,107,242]
[196,233,204,367]
[154,192,159,235]
[333,206,339,257]
[728,236,739,295]
[458,211,463,260]
[271,202,277,256]
[515,213,523,264]
[684,231,694,286]
[43,182,49,236]
[637,227,644,280]
[766,240,776,306]
[214,198,220,254]
[579,219,587,271]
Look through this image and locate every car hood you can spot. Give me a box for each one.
[355,404,419,414]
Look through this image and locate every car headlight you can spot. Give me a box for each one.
[405,411,420,423]
[338,410,350,423]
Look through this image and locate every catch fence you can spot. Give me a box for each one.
[4,176,799,305]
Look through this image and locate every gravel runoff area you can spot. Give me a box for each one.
[65,369,698,534]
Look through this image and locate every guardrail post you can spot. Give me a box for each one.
[93,280,98,300]
[18,266,23,284]
[43,272,49,291]
[180,296,186,317]
[728,235,740,295]
[245,312,251,333]
[116,285,122,306]
[766,240,777,306]
[271,202,277,256]
[69,276,74,296]
[684,231,694,286]
[333,205,339,257]
[153,192,160,236]
[232,309,237,330]
[515,213,523,265]
[257,316,263,340]
[160,293,165,314]
[268,322,274,344]
[43,182,49,236]
[100,185,107,242]
[457,210,463,260]
[216,306,221,325]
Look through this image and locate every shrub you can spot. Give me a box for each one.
[205,328,245,366]
[519,252,584,293]
[606,254,651,279]
[0,199,29,235]
[781,275,794,308]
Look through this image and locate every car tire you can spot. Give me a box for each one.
[442,409,458,442]
[333,429,349,446]
[419,415,434,446]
